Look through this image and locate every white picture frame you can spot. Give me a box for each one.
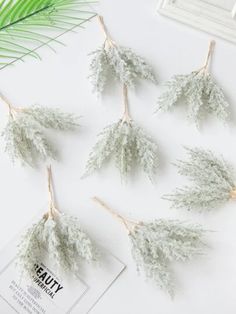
[158,0,236,44]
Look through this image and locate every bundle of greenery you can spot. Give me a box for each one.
[93,197,207,297]
[1,93,79,167]
[83,85,159,181]
[156,41,230,128]
[89,15,157,94]
[83,119,159,181]
[17,167,98,278]
[17,210,98,278]
[163,147,236,211]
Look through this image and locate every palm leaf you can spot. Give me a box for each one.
[0,0,97,69]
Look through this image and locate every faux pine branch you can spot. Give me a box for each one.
[17,166,98,278]
[0,0,97,69]
[83,85,159,181]
[0,93,79,167]
[89,15,157,94]
[93,197,207,297]
[163,147,236,211]
[156,41,230,128]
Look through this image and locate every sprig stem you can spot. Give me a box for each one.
[92,196,139,233]
[0,92,23,118]
[121,84,132,124]
[198,40,215,74]
[0,92,15,118]
[230,188,236,199]
[45,165,60,219]
[97,15,116,48]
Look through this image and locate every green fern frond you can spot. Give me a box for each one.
[0,0,97,69]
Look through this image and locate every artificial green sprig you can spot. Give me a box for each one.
[0,93,79,167]
[93,196,207,297]
[83,85,159,181]
[156,41,230,128]
[89,15,157,94]
[17,166,98,278]
[163,147,236,211]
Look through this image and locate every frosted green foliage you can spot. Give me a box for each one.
[17,217,46,278]
[89,45,157,94]
[17,213,98,278]
[26,106,79,130]
[84,120,159,180]
[2,115,56,167]
[2,106,79,167]
[157,71,229,128]
[164,147,235,211]
[129,220,206,297]
[89,47,110,94]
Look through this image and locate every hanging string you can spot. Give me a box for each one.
[92,196,139,233]
[121,84,132,124]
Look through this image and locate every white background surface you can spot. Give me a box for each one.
[0,0,236,313]
[206,0,235,10]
